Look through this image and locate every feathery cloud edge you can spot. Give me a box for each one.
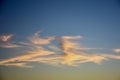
[0,32,120,68]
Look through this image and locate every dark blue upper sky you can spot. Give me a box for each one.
[1,0,120,48]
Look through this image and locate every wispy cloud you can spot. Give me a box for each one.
[0,34,13,42]
[59,36,106,65]
[0,46,57,67]
[114,48,120,53]
[0,31,120,68]
[1,63,31,68]
[0,34,21,48]
[29,31,55,45]
[0,43,21,48]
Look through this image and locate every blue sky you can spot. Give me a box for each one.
[1,0,120,48]
[0,0,120,80]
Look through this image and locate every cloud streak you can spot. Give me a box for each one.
[0,34,21,48]
[0,32,120,68]
[114,48,120,53]
[29,31,55,45]
[0,43,21,48]
[0,34,13,42]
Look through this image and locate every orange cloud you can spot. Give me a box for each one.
[0,34,13,42]
[0,32,120,68]
[1,63,32,68]
[60,36,82,51]
[0,45,57,67]
[0,34,21,48]
[29,31,55,45]
[59,36,106,66]
[114,48,120,53]
[0,43,21,48]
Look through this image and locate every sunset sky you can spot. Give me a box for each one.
[0,0,120,80]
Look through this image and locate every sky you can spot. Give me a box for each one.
[0,0,120,80]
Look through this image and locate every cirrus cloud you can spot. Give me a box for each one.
[0,34,13,42]
[0,31,120,68]
[28,31,55,45]
[0,34,21,48]
[114,48,120,53]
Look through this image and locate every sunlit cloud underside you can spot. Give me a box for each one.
[0,31,120,68]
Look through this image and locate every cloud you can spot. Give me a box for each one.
[59,36,106,65]
[114,48,120,53]
[102,54,120,59]
[0,45,57,67]
[28,31,55,45]
[0,34,13,42]
[0,43,21,48]
[58,53,106,66]
[0,34,21,48]
[1,63,31,68]
[48,45,61,51]
[60,36,82,51]
[0,32,120,68]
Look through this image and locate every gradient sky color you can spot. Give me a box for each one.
[0,0,120,80]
